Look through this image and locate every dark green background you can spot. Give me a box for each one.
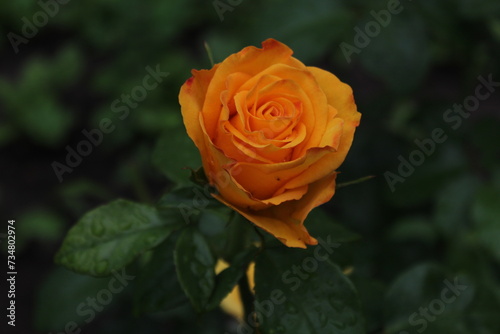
[1,0,499,333]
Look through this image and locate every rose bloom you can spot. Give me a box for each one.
[179,39,361,248]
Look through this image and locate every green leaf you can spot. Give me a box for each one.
[472,185,500,262]
[384,142,466,207]
[433,175,480,237]
[358,12,430,92]
[472,185,500,227]
[0,45,82,147]
[384,263,474,334]
[206,246,259,311]
[134,235,189,314]
[457,0,500,18]
[218,211,257,262]
[254,246,364,334]
[57,179,115,216]
[174,227,216,312]
[34,267,111,332]
[388,216,437,244]
[16,209,65,252]
[52,44,84,86]
[152,127,202,185]
[156,186,221,226]
[244,0,351,63]
[348,276,386,333]
[10,95,73,147]
[306,208,361,244]
[197,206,257,264]
[55,199,183,276]
[469,118,500,169]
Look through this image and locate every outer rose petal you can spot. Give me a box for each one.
[203,139,269,210]
[214,173,337,248]
[308,67,361,157]
[179,66,219,152]
[229,146,335,201]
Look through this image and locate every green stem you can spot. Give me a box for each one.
[336,175,376,189]
[204,41,215,67]
[238,270,254,321]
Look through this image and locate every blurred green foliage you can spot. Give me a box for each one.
[1,0,499,333]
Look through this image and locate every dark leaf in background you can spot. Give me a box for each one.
[35,268,112,332]
[16,208,65,251]
[245,0,351,63]
[174,227,216,312]
[133,235,189,315]
[156,185,220,226]
[255,246,365,334]
[358,11,430,92]
[152,126,202,186]
[387,216,438,245]
[306,208,361,244]
[433,174,480,237]
[472,185,500,263]
[384,263,475,334]
[206,246,259,311]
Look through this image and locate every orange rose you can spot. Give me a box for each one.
[179,39,361,248]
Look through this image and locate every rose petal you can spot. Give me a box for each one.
[228,146,334,200]
[247,64,331,158]
[202,39,305,138]
[308,66,361,158]
[319,105,343,149]
[179,66,219,152]
[219,72,253,123]
[212,195,313,248]
[213,173,337,248]
[273,172,337,227]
